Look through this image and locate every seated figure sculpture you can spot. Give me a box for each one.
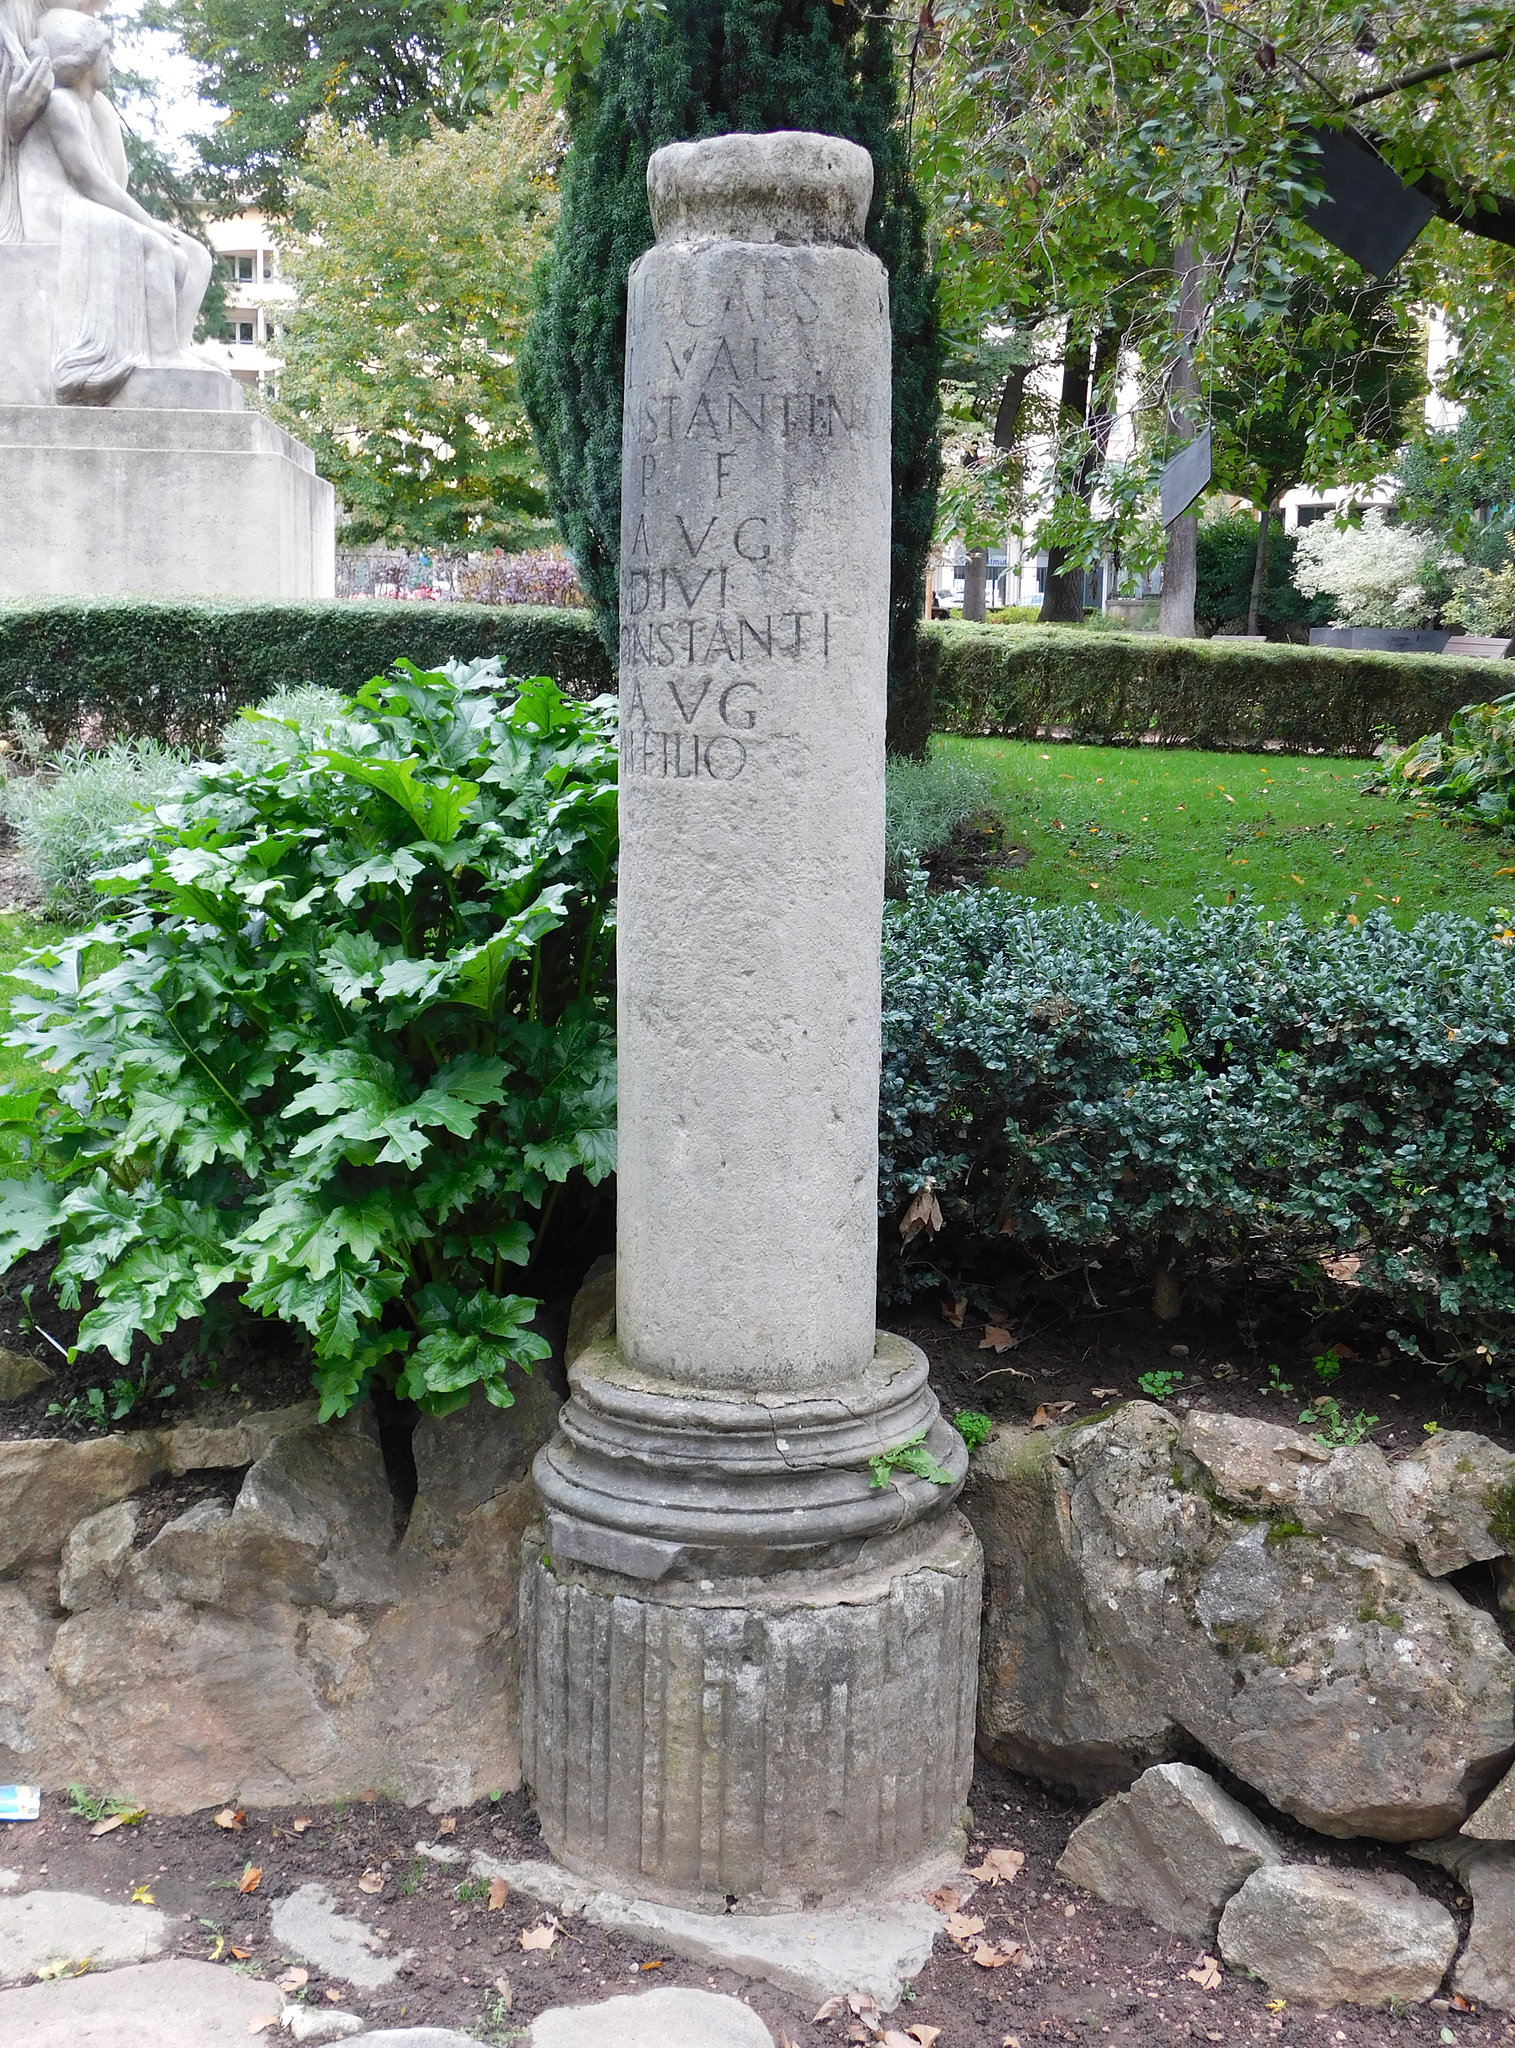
[0,1,215,403]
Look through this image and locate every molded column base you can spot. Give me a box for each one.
[520,1512,981,1912]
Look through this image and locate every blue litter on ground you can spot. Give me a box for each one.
[0,1786,40,1820]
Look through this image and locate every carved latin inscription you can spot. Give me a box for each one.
[621,319,875,784]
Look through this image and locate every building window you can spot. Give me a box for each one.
[1294,505,1332,527]
[226,253,255,283]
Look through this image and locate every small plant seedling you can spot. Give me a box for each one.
[1423,1420,1441,1435]
[399,1857,427,1897]
[1262,1361,1294,1398]
[1298,1395,1378,1448]
[65,1786,139,1825]
[1311,1352,1343,1384]
[455,1878,489,1904]
[868,1429,955,1489]
[952,1409,994,1452]
[1137,1369,1184,1401]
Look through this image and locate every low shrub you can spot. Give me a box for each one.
[879,890,1515,1388]
[0,661,618,1419]
[6,739,188,920]
[0,601,611,751]
[1382,690,1515,832]
[922,620,1502,757]
[219,686,347,771]
[884,749,1004,893]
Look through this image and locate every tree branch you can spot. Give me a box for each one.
[1346,42,1510,111]
[1407,164,1515,251]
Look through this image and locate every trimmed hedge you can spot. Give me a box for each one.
[924,620,1506,757]
[879,889,1515,1386]
[0,601,611,750]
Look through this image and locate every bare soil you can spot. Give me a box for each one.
[0,1762,1506,2047]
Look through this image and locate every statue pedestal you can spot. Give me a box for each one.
[0,403,335,601]
[0,248,334,600]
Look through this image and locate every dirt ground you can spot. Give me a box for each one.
[0,1758,1506,2048]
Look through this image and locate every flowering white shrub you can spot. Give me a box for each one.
[1290,511,1440,627]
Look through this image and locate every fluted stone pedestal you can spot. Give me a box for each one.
[522,130,981,1911]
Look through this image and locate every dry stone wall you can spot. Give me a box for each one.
[0,1366,562,1812]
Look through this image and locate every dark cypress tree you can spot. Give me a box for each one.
[520,0,941,745]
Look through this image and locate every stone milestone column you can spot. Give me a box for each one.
[523,131,981,1912]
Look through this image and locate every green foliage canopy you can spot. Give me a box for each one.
[269,99,558,550]
[144,0,469,217]
[0,663,618,1422]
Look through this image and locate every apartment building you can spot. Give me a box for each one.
[199,210,292,393]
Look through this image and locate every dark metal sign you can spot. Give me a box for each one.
[1301,126,1435,279]
[1160,428,1212,527]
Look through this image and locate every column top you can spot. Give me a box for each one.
[647,130,873,249]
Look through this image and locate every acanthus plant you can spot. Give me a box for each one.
[0,660,618,1420]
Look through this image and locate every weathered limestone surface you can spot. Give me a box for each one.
[530,1985,773,2047]
[1056,1763,1280,1941]
[968,1405,1515,1837]
[0,1956,284,2046]
[524,131,979,1909]
[0,1382,561,1811]
[0,1888,168,1983]
[1218,1864,1457,2006]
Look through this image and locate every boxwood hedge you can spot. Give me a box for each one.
[920,620,1506,758]
[0,601,611,751]
[879,889,1515,1386]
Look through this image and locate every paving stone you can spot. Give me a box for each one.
[471,1852,939,2010]
[0,1868,19,1892]
[529,1984,773,2046]
[0,1955,282,2044]
[0,1888,168,1985]
[267,1882,411,1990]
[357,2034,483,2046]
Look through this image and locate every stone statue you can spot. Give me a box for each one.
[0,0,215,403]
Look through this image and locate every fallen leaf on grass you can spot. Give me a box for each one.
[215,1807,246,1832]
[238,1866,262,1895]
[979,1325,1016,1352]
[1030,1403,1076,1429]
[519,1919,558,1951]
[1264,1999,1285,2013]
[813,1996,845,2021]
[941,1296,967,1329]
[899,1187,943,1243]
[437,1816,456,1836]
[275,1967,308,1991]
[91,1807,146,1837]
[357,1870,384,1895]
[290,1817,312,1834]
[969,1846,1025,1886]
[1185,1954,1223,1990]
[925,1885,961,1913]
[325,1989,344,2004]
[943,1910,986,1947]
[487,1877,509,1911]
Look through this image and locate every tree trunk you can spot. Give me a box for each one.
[1039,331,1093,625]
[1159,245,1206,640]
[1246,501,1276,636]
[962,546,988,622]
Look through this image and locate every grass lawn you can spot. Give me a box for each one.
[940,735,1515,927]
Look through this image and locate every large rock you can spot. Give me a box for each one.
[1218,1863,1457,2006]
[530,1986,773,2047]
[1056,1762,1280,1940]
[0,1383,557,1812]
[0,1955,283,2046]
[1455,1847,1515,2010]
[968,1404,1515,1837]
[0,1433,163,1574]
